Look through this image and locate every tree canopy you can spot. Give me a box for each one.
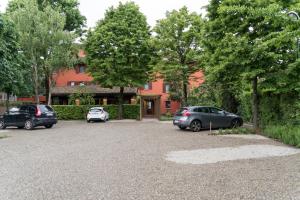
[85,2,153,119]
[7,0,86,34]
[153,6,203,106]
[6,0,76,104]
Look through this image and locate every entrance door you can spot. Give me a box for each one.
[143,99,155,117]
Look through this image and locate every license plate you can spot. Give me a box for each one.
[174,120,179,123]
[47,113,53,116]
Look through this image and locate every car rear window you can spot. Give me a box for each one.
[38,105,53,112]
[176,107,188,116]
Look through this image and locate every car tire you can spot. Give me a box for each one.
[24,120,34,130]
[179,126,186,130]
[45,125,53,129]
[190,120,202,132]
[87,120,90,123]
[231,119,241,128]
[0,120,6,129]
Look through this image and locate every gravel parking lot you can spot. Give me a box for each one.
[0,120,299,200]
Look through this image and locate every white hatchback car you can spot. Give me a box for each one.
[87,107,109,123]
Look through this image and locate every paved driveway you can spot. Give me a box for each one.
[0,121,299,200]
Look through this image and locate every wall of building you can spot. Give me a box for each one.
[53,67,93,87]
[139,71,205,115]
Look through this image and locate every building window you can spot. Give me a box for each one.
[163,83,170,93]
[165,101,171,109]
[79,65,85,73]
[144,82,152,90]
[79,82,85,86]
[69,81,75,86]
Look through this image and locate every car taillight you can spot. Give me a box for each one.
[182,110,191,117]
[36,107,42,117]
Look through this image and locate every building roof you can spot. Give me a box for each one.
[52,85,137,95]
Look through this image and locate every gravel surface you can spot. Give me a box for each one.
[0,121,299,200]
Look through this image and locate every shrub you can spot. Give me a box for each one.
[52,104,140,120]
[263,125,300,148]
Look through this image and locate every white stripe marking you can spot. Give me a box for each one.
[166,145,300,165]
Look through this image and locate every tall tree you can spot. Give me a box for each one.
[203,0,300,131]
[0,14,29,110]
[153,7,203,106]
[85,2,153,119]
[6,0,76,105]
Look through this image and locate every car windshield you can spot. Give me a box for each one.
[90,109,103,113]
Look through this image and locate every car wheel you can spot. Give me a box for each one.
[24,120,34,130]
[0,120,6,129]
[190,120,202,132]
[87,120,90,123]
[231,119,241,128]
[179,126,186,130]
[45,125,53,129]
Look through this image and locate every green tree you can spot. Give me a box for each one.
[202,0,300,131]
[153,7,203,106]
[7,0,76,105]
[85,2,153,119]
[7,0,86,34]
[0,14,29,110]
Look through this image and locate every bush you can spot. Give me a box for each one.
[52,104,140,120]
[263,125,300,148]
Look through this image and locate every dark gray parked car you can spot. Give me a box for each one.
[173,106,243,132]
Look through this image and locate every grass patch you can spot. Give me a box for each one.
[263,125,300,148]
[210,127,255,135]
[160,115,173,121]
[0,135,8,139]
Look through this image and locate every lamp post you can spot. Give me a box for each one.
[288,11,300,59]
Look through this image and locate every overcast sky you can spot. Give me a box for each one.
[0,0,209,28]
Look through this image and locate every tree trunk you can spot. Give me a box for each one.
[5,91,10,112]
[252,76,259,133]
[47,78,52,105]
[118,87,124,120]
[33,63,39,104]
[183,82,188,107]
[45,75,52,105]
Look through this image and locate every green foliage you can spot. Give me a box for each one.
[0,14,31,101]
[264,125,300,147]
[202,0,300,128]
[217,127,255,135]
[68,87,95,105]
[123,105,140,119]
[153,7,203,106]
[85,2,152,88]
[8,0,86,35]
[52,104,140,120]
[6,0,77,103]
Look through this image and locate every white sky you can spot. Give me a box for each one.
[0,0,209,28]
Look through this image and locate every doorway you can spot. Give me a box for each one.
[141,95,161,119]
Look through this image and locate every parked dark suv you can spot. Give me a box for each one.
[173,106,243,132]
[0,105,57,130]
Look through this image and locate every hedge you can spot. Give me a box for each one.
[52,104,140,120]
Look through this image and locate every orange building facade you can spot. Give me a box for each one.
[138,71,204,118]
